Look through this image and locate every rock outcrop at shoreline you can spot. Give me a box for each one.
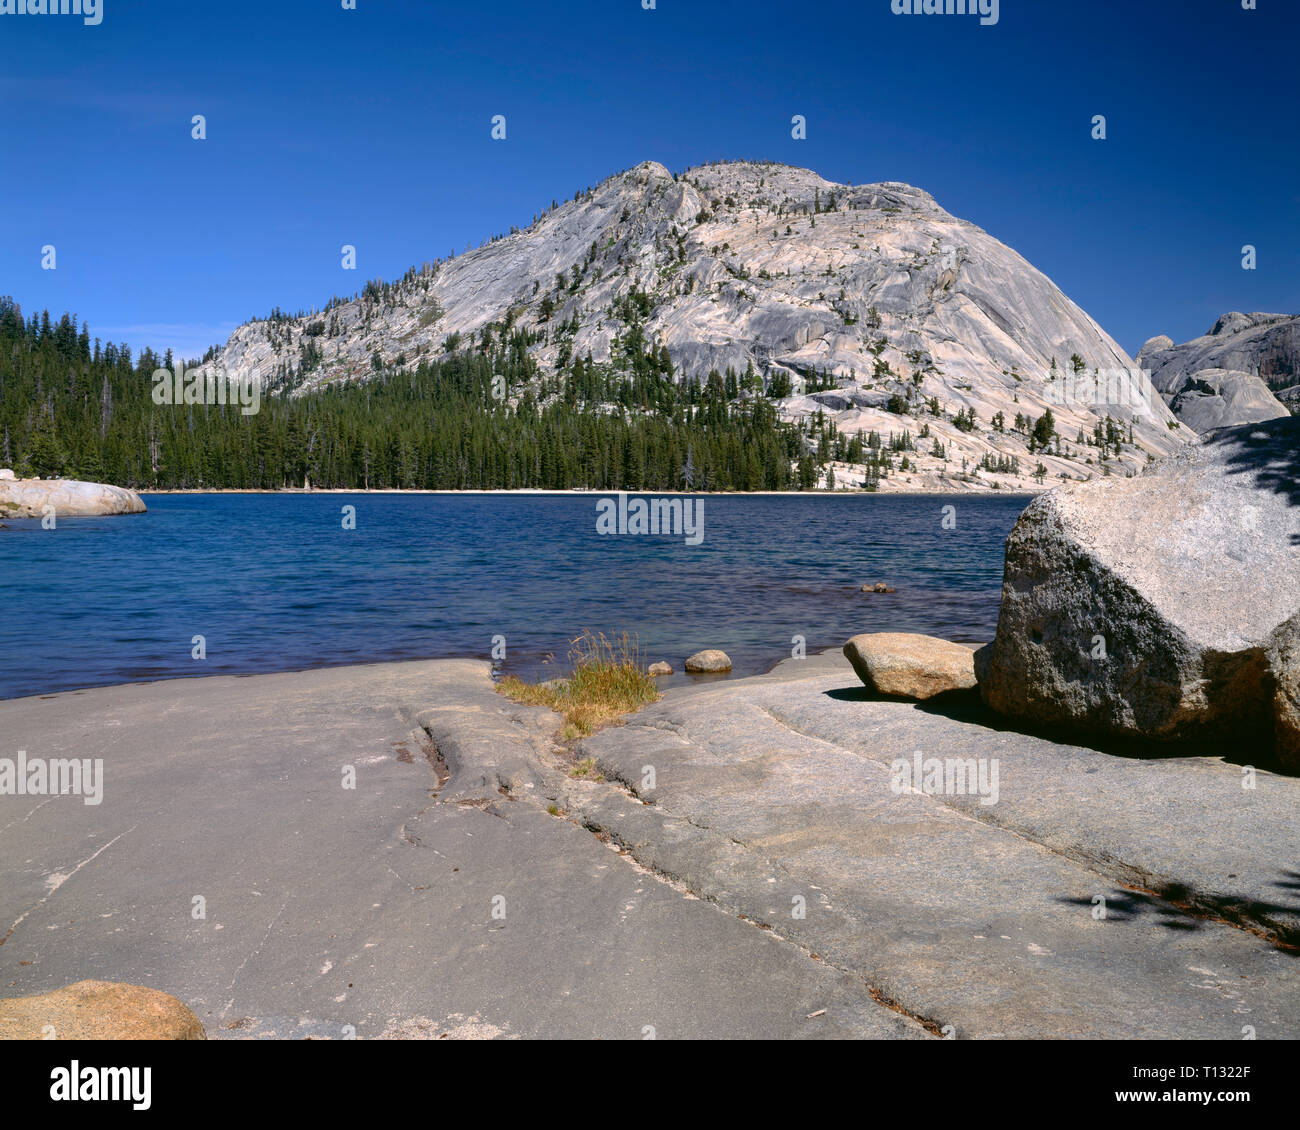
[0,473,146,518]
[977,417,1300,765]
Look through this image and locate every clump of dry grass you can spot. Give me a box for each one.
[498,630,661,740]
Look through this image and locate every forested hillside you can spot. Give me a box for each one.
[0,296,852,491]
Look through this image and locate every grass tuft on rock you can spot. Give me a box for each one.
[498,630,660,740]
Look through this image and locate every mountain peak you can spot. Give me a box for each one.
[195,160,1190,492]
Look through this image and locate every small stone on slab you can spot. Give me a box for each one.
[843,632,976,700]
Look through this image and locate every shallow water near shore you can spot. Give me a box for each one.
[0,492,1030,701]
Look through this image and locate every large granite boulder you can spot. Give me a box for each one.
[977,417,1300,766]
[0,477,146,518]
[843,632,976,700]
[0,980,205,1040]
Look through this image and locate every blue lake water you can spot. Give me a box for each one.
[0,492,1031,701]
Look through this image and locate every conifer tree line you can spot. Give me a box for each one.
[0,297,829,492]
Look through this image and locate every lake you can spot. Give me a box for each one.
[0,492,1031,700]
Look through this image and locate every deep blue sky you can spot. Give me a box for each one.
[1,0,1296,362]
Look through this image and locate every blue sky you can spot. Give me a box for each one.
[1,0,1296,361]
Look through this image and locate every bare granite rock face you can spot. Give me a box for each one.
[977,416,1300,765]
[190,160,1189,493]
[1167,368,1289,433]
[0,476,146,518]
[0,980,205,1040]
[843,632,976,699]
[1139,312,1299,432]
[571,650,1300,1036]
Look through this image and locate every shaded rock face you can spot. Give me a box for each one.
[1167,368,1289,433]
[0,980,205,1040]
[843,633,976,700]
[0,478,146,519]
[1271,616,1300,765]
[979,417,1300,765]
[1139,312,1300,431]
[192,160,1188,494]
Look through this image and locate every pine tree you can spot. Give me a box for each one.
[23,403,67,478]
[1032,409,1056,450]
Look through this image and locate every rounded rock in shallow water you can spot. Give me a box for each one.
[684,649,731,674]
[648,661,673,676]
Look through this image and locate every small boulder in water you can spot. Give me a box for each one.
[685,649,732,674]
[648,661,674,676]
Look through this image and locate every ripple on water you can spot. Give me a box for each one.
[0,492,1030,699]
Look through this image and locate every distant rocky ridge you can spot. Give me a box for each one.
[195,160,1191,493]
[1138,311,1297,432]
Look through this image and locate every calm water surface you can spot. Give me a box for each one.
[0,493,1030,700]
